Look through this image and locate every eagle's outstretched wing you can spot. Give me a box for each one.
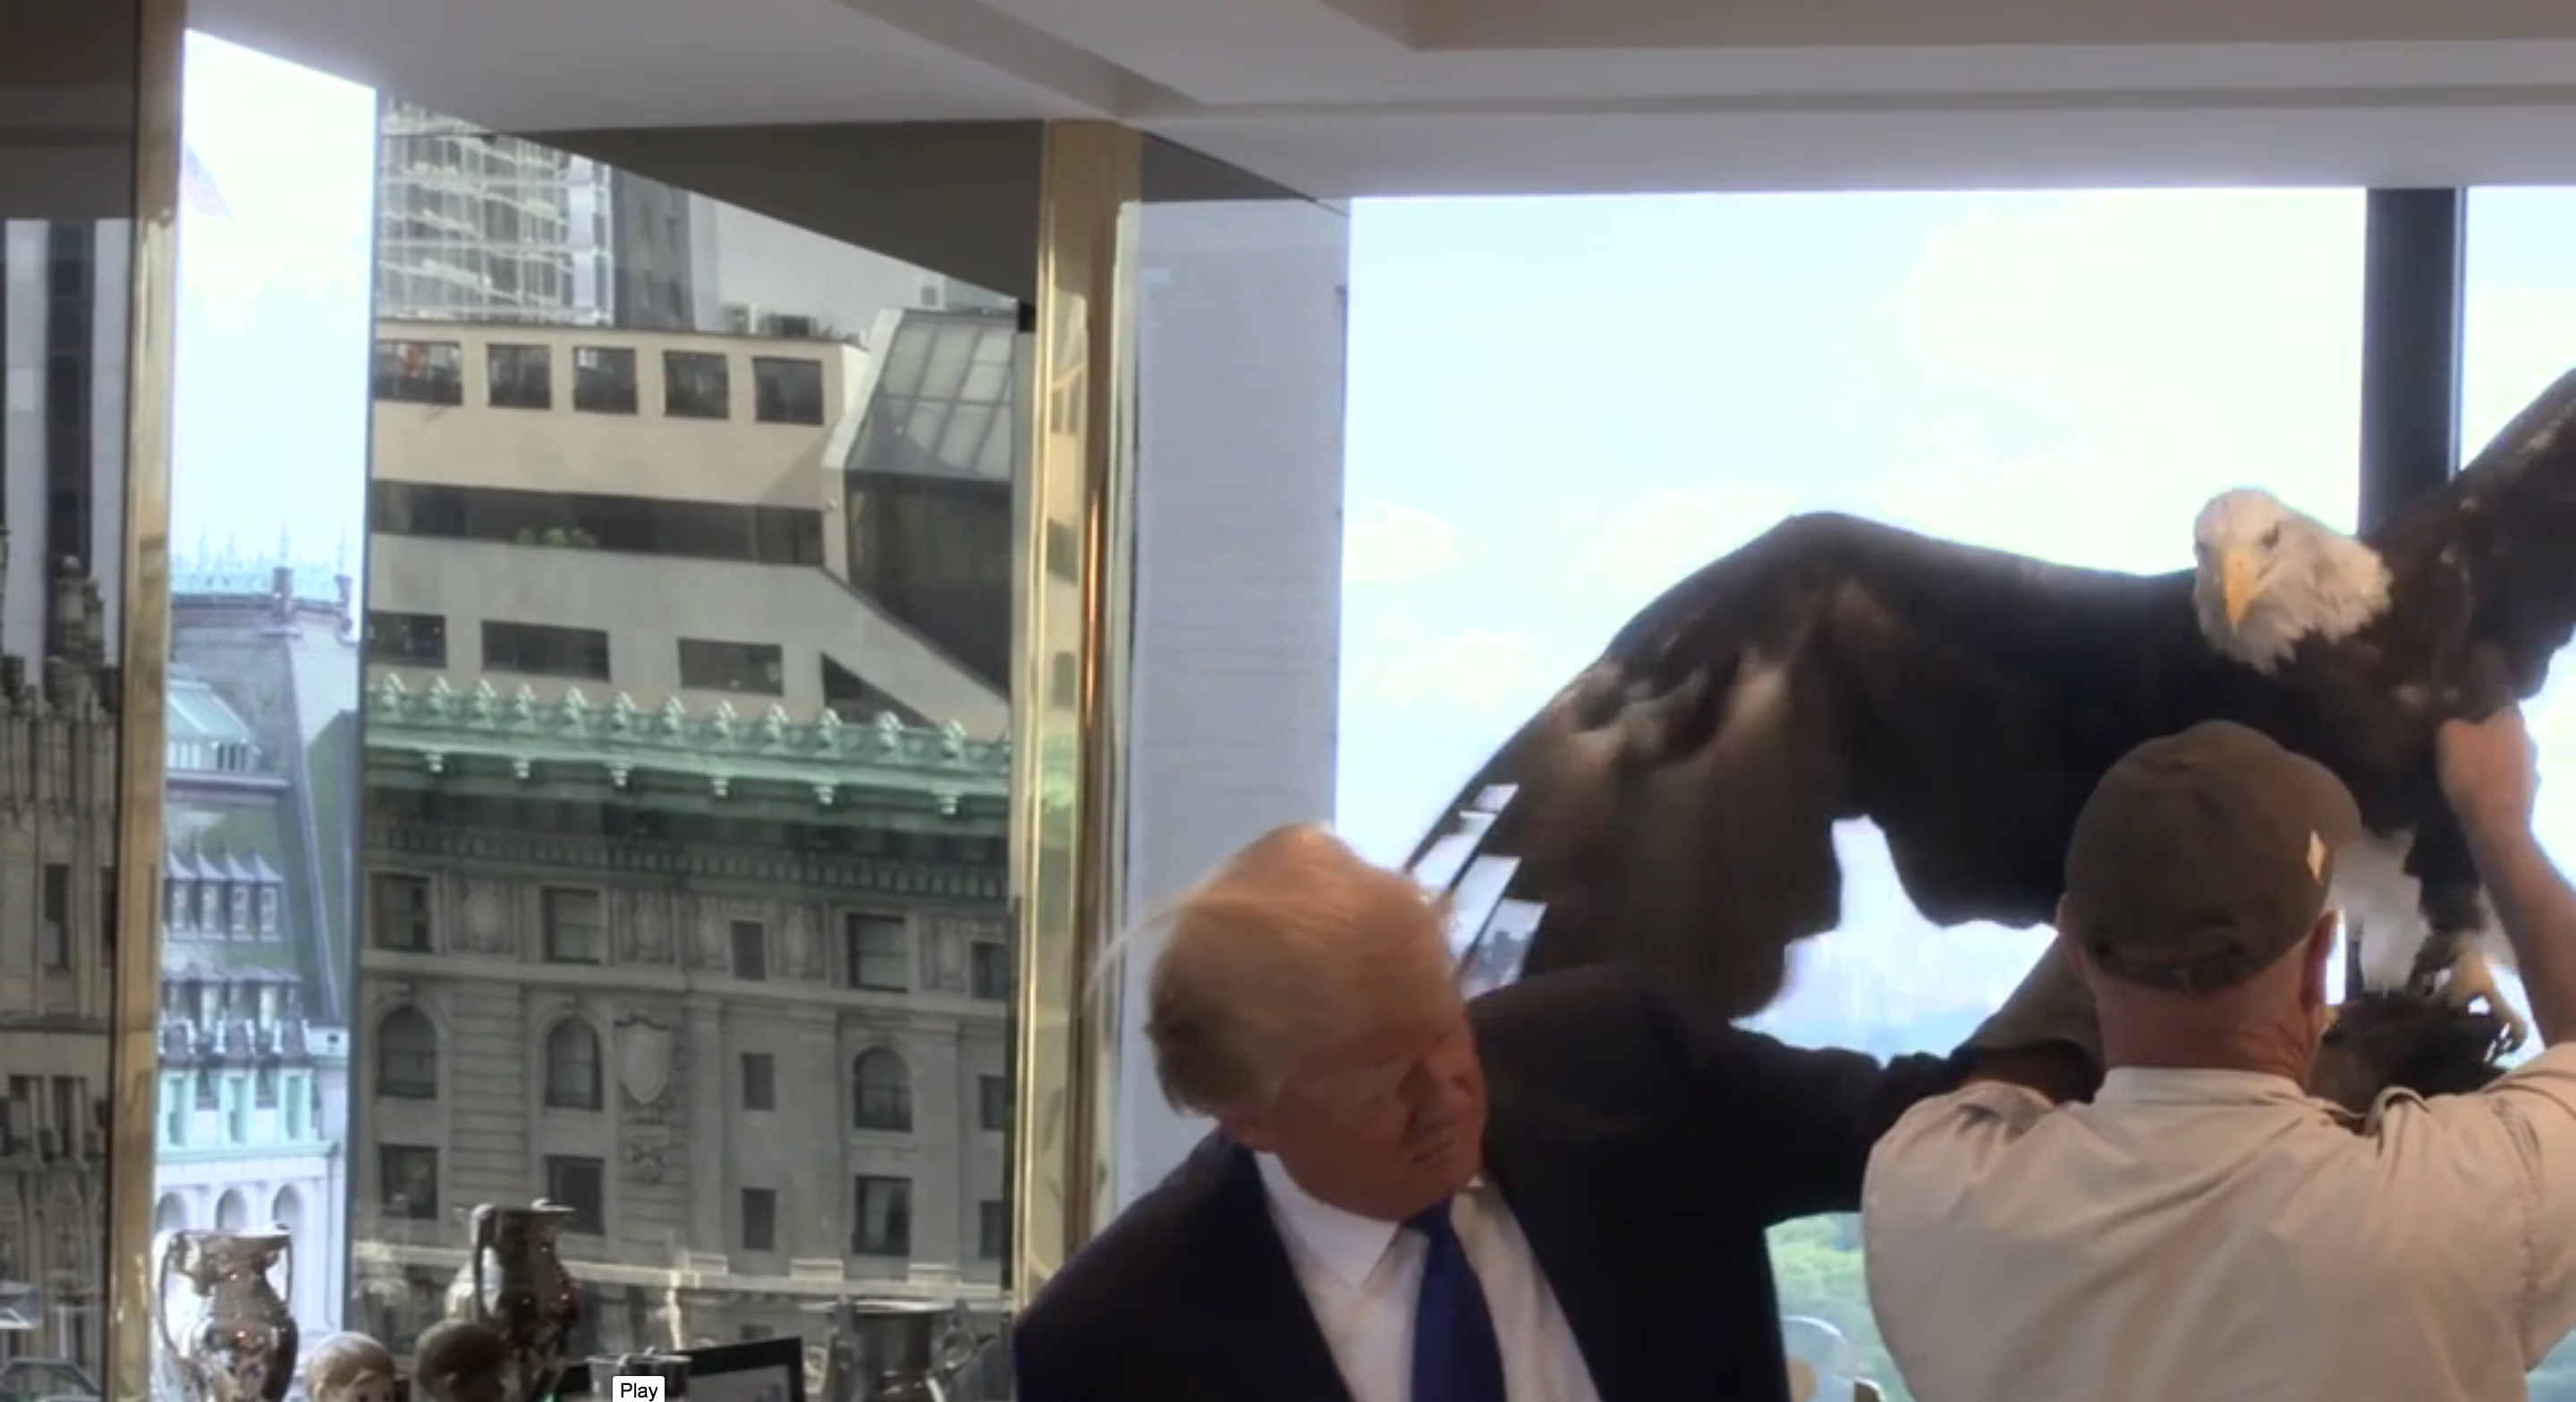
[1410,511,2246,1018]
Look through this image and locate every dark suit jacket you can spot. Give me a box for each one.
[1010,965,1976,1402]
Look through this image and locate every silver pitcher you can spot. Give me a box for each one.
[158,1229,301,1402]
[468,1201,582,1402]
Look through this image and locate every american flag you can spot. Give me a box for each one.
[181,143,233,221]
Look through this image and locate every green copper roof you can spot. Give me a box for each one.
[366,673,1013,798]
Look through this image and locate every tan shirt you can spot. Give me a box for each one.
[1861,1046,2576,1401]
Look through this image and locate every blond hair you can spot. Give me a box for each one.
[1130,823,1456,1118]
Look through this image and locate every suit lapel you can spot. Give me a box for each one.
[1479,1075,1658,1402]
[1192,1140,1358,1402]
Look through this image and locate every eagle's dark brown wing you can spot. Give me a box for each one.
[1410,511,2241,1018]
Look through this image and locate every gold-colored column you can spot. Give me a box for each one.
[106,0,185,1395]
[1010,119,1141,1302]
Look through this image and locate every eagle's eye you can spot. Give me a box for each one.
[2259,526,2283,549]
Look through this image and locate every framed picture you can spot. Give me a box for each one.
[559,1336,806,1402]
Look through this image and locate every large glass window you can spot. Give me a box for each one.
[1342,190,2368,1398]
[169,45,1024,1391]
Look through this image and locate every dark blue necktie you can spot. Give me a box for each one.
[1407,1199,1507,1402]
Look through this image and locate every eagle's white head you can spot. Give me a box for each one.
[2190,487,2394,674]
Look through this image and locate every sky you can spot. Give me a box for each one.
[173,34,376,572]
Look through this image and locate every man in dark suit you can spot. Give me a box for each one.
[1010,823,2102,1402]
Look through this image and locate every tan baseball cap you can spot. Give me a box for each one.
[2064,721,2363,993]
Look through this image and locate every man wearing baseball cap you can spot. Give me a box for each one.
[1860,713,2576,1401]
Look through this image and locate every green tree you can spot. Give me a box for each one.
[1768,1215,1910,1402]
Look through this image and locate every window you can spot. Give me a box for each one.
[851,1049,911,1132]
[740,1053,775,1111]
[545,1155,606,1235]
[969,942,1013,1001]
[729,920,767,981]
[482,620,611,682]
[844,914,909,991]
[1335,190,2370,1396]
[752,356,826,426]
[38,865,69,970]
[664,350,731,419]
[369,481,828,566]
[851,1175,911,1257]
[541,888,606,964]
[371,874,433,951]
[978,1199,1010,1261]
[365,611,447,667]
[572,346,639,414]
[372,339,463,405]
[487,343,553,410]
[376,1007,437,1099]
[544,1021,602,1111]
[678,638,785,697]
[977,1074,1012,1132]
[740,1188,777,1254]
[379,1144,439,1220]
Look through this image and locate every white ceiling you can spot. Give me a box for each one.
[191,0,2576,196]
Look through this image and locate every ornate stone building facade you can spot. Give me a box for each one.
[348,676,1014,1367]
[0,536,120,1377]
[150,558,362,1333]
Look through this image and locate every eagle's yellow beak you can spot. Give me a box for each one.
[2219,549,2262,629]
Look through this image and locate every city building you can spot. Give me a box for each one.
[362,313,1014,729]
[3,221,131,659]
[148,556,363,1334]
[374,98,704,332]
[348,675,1016,1362]
[352,305,1021,1366]
[0,540,118,1381]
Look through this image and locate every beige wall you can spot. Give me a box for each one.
[368,536,1010,735]
[371,318,867,515]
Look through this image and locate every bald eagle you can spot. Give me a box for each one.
[1412,367,2576,1052]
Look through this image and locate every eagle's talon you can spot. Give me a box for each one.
[2443,944,2529,1057]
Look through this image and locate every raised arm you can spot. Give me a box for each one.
[2436,707,2576,1358]
[1648,942,2099,1225]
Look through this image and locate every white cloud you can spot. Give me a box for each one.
[1342,499,1466,587]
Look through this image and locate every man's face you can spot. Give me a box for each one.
[1228,990,1488,1222]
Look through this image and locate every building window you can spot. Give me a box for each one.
[544,1021,603,1111]
[379,1144,439,1220]
[365,611,447,668]
[663,350,730,419]
[978,1075,1012,1133]
[740,1188,777,1254]
[545,1156,606,1235]
[851,1176,911,1257]
[970,942,1013,1001]
[482,621,611,682]
[371,874,433,951]
[38,865,69,970]
[487,343,553,410]
[572,347,639,414]
[372,340,463,406]
[844,915,908,992]
[851,1049,911,1133]
[677,638,784,697]
[541,888,606,964]
[751,357,826,426]
[740,1053,775,1111]
[376,1008,438,1099]
[978,1200,1010,1262]
[729,921,767,981]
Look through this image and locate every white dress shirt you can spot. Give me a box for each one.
[1256,1153,1604,1402]
[1861,1044,2576,1402]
